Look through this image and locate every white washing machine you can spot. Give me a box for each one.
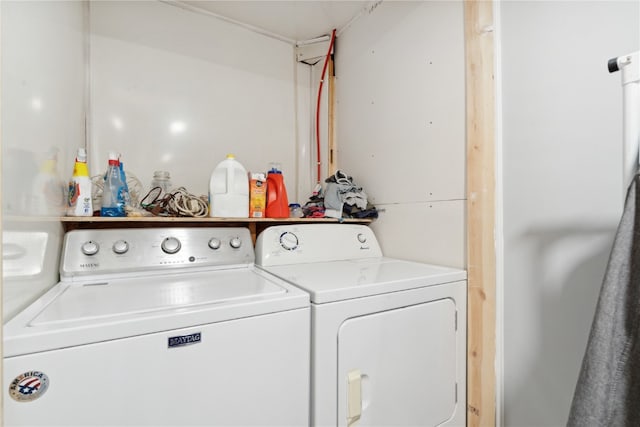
[3,227,310,426]
[255,224,467,427]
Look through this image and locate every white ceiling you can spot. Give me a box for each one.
[178,1,372,43]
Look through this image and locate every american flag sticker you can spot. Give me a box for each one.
[8,371,50,402]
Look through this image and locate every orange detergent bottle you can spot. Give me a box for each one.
[265,163,289,218]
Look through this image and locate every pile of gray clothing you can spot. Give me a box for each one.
[322,170,378,219]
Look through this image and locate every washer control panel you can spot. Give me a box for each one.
[61,227,254,279]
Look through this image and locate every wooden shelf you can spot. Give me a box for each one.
[59,216,373,242]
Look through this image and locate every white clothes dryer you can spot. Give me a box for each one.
[3,227,310,426]
[256,224,467,427]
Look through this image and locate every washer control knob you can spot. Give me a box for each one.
[81,241,100,256]
[161,237,181,254]
[230,237,242,249]
[208,238,222,250]
[357,233,367,244]
[280,232,299,251]
[112,240,129,254]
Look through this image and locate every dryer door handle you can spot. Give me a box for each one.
[347,369,362,426]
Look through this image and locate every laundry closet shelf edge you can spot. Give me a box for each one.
[58,217,373,238]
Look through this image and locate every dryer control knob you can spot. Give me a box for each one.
[357,233,367,244]
[279,232,299,251]
[81,241,100,256]
[113,240,129,254]
[230,237,242,249]
[208,238,222,250]
[161,237,181,254]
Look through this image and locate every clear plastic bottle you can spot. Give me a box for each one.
[289,203,304,218]
[101,152,126,217]
[151,171,172,194]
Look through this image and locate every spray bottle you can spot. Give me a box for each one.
[67,148,93,216]
[118,154,131,208]
[101,151,126,217]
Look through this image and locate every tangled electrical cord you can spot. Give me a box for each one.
[140,187,209,217]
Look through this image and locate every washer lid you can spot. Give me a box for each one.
[260,257,466,304]
[32,269,286,325]
[4,268,308,357]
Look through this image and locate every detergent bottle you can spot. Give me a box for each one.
[67,147,93,216]
[265,163,289,218]
[209,154,249,218]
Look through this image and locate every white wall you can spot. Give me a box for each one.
[336,1,466,268]
[1,1,86,322]
[89,1,309,203]
[500,1,639,425]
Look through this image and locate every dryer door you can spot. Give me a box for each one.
[337,298,459,427]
